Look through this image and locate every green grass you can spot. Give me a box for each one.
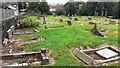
[15,16,118,66]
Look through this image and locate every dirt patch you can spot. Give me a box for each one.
[2,37,45,54]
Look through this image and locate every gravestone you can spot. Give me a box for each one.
[67,14,70,18]
[37,16,40,19]
[45,25,48,29]
[69,17,72,20]
[109,20,116,25]
[89,22,95,24]
[74,18,78,21]
[10,25,15,33]
[88,17,92,20]
[43,16,46,24]
[3,38,9,45]
[90,24,104,37]
[59,19,63,22]
[7,29,12,38]
[53,12,56,17]
[41,48,46,54]
[67,21,72,26]
[41,56,49,65]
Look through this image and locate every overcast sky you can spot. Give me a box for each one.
[45,0,89,5]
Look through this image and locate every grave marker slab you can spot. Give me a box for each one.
[96,48,118,59]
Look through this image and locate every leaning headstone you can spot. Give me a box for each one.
[43,16,46,24]
[74,18,78,21]
[88,17,92,20]
[89,22,95,24]
[90,24,104,37]
[109,20,116,25]
[67,14,70,18]
[67,21,72,26]
[10,25,15,33]
[7,29,12,38]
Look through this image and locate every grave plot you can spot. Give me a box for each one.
[13,29,39,35]
[72,44,120,65]
[1,48,54,67]
[2,37,45,54]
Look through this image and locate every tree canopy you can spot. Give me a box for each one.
[26,2,50,15]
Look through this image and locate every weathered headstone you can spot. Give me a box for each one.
[3,38,9,45]
[67,21,72,26]
[90,24,104,37]
[74,18,78,21]
[89,22,95,24]
[59,19,63,22]
[43,16,46,24]
[7,29,12,38]
[88,17,92,20]
[67,14,70,18]
[69,17,72,20]
[45,25,48,29]
[10,25,15,33]
[41,48,46,54]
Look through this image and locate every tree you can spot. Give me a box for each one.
[26,2,50,15]
[112,2,120,19]
[64,2,80,16]
[79,2,97,16]
[55,5,64,15]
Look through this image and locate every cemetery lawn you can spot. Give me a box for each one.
[14,16,118,66]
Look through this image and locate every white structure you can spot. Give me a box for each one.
[96,48,118,59]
